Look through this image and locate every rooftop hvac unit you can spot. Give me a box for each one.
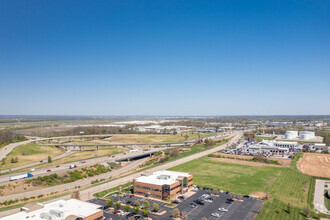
[49,209,63,218]
[40,212,55,220]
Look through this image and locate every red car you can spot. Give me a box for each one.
[47,170,51,172]
[108,155,111,157]
[114,210,121,214]
[130,195,135,198]
[81,161,86,163]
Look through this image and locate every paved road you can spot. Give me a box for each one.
[314,179,330,215]
[0,158,147,203]
[0,147,170,184]
[0,131,241,217]
[78,131,242,201]
[0,140,34,161]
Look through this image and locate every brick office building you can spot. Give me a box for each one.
[133,170,193,200]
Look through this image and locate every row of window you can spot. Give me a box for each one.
[134,185,161,192]
[134,190,162,198]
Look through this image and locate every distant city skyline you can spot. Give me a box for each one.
[1,1,329,115]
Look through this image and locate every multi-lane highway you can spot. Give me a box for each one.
[0,132,241,203]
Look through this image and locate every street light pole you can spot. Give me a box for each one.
[47,128,49,163]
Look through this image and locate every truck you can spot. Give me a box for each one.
[69,164,77,169]
[129,149,138,153]
[10,173,33,181]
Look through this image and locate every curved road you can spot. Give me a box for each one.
[0,132,241,202]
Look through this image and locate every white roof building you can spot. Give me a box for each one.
[134,170,191,186]
[1,199,103,220]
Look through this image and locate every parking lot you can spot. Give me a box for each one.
[89,189,263,220]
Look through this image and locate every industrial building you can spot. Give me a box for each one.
[133,170,193,200]
[248,140,298,155]
[1,199,103,220]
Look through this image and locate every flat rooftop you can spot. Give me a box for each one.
[1,199,102,220]
[134,170,191,186]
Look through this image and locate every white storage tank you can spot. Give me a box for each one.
[300,133,310,140]
[284,133,293,139]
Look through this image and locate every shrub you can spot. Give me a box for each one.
[142,209,150,217]
[172,208,180,218]
[152,203,159,212]
[133,207,139,214]
[106,199,113,207]
[124,204,130,212]
[114,202,121,210]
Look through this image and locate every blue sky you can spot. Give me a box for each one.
[0,0,329,115]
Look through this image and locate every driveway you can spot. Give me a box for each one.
[314,179,330,215]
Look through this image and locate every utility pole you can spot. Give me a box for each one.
[47,128,49,163]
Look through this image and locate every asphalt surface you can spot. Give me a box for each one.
[314,179,330,215]
[0,131,241,217]
[0,147,169,184]
[95,189,263,220]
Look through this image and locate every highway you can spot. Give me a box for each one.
[0,147,170,185]
[0,131,241,203]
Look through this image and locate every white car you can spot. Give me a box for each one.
[205,199,213,203]
[212,213,220,217]
[219,208,228,212]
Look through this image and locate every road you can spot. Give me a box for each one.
[314,179,330,215]
[0,131,241,217]
[0,140,34,161]
[0,147,170,185]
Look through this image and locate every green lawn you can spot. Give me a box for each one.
[256,136,275,141]
[169,157,281,194]
[325,190,330,211]
[169,153,330,220]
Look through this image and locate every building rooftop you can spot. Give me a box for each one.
[134,170,191,186]
[1,199,102,220]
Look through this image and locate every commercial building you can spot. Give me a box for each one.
[1,199,103,220]
[248,140,298,154]
[133,170,193,200]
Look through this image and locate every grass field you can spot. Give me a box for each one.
[325,190,330,211]
[169,152,330,220]
[107,133,216,144]
[1,144,65,169]
[256,136,275,141]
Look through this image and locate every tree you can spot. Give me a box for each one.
[143,200,150,209]
[172,208,180,218]
[48,156,52,163]
[142,209,150,217]
[115,202,121,210]
[1,158,6,165]
[152,203,159,212]
[184,134,189,141]
[171,149,179,157]
[70,191,80,199]
[134,200,140,207]
[106,199,113,207]
[124,204,130,212]
[133,206,139,214]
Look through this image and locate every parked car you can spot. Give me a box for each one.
[219,207,228,212]
[126,201,132,205]
[114,210,121,215]
[212,213,220,217]
[189,203,196,208]
[243,195,250,198]
[195,200,204,205]
[130,195,135,198]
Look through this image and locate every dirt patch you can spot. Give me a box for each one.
[211,153,290,167]
[250,192,272,199]
[297,153,330,178]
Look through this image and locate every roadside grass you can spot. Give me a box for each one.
[1,144,65,169]
[325,190,330,211]
[93,181,133,198]
[169,153,330,220]
[107,133,216,144]
[256,136,274,141]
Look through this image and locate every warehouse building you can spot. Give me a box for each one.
[133,170,193,200]
[1,199,103,220]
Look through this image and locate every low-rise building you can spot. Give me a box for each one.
[133,170,193,200]
[1,199,103,220]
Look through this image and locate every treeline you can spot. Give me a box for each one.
[0,131,26,145]
[316,130,330,146]
[54,126,159,136]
